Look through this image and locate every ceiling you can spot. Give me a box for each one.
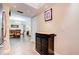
[26,3,45,9]
[9,3,45,18]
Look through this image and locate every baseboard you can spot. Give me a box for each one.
[1,48,11,55]
[30,39,35,43]
[54,51,62,55]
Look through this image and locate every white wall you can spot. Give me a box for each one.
[33,3,79,55]
[55,4,79,55]
[31,17,37,42]
[35,4,69,34]
[9,20,24,33]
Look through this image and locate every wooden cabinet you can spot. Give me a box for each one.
[36,33,56,55]
[10,30,21,38]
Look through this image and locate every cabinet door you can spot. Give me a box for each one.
[42,38,48,47]
[48,38,54,50]
[41,37,48,55]
[36,37,42,54]
[48,37,54,55]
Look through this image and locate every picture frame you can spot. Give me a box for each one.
[11,25,19,28]
[44,8,52,21]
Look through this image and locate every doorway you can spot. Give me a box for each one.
[8,7,34,54]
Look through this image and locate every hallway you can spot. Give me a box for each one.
[0,3,79,55]
[0,36,39,55]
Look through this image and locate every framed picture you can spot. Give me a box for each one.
[44,8,52,21]
[11,25,19,28]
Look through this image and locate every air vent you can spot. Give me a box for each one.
[17,11,23,13]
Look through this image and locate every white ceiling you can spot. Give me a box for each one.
[9,3,45,18]
[26,3,45,9]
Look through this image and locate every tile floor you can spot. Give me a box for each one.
[0,36,39,55]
